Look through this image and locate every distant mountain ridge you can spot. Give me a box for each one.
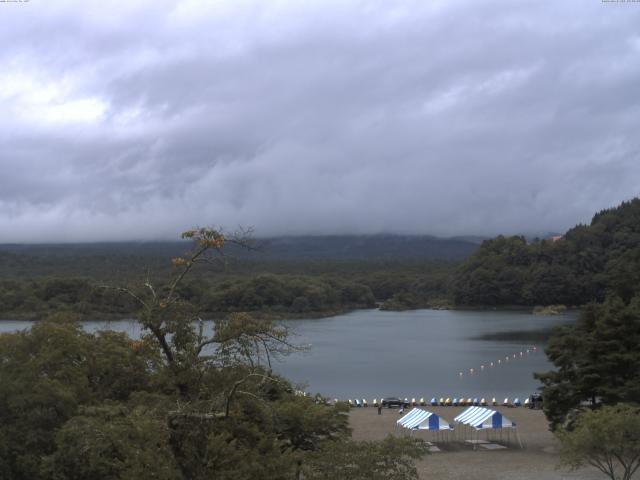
[0,234,479,262]
[254,235,478,261]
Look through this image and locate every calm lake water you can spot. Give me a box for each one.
[277,309,576,400]
[0,309,575,401]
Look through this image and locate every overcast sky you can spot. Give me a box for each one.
[1,0,639,242]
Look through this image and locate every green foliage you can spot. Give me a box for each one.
[557,404,640,480]
[167,411,297,480]
[452,198,640,306]
[0,264,459,319]
[271,396,350,451]
[536,295,640,429]
[0,273,382,320]
[0,229,427,479]
[203,274,376,315]
[303,436,429,480]
[0,320,155,480]
[0,229,465,319]
[4,198,640,315]
[43,405,180,480]
[0,317,409,480]
[378,271,452,310]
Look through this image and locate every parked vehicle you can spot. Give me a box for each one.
[381,397,410,408]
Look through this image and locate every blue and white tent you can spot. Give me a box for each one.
[396,408,452,431]
[453,406,515,429]
[453,406,522,448]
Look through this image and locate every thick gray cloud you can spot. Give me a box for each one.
[0,0,639,242]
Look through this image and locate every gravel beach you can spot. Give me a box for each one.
[349,406,607,480]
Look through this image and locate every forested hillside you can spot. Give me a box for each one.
[451,198,640,306]
[3,199,640,318]
[0,235,461,319]
[532,200,640,432]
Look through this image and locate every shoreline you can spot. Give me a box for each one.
[0,304,581,323]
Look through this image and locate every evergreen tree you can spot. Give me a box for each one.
[536,295,640,429]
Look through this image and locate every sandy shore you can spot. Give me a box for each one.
[349,406,607,480]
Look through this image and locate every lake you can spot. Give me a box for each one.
[0,308,575,401]
[276,309,575,401]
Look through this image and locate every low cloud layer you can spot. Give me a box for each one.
[1,0,639,242]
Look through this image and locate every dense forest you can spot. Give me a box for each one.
[2,199,640,320]
[0,264,457,320]
[531,200,640,435]
[452,198,640,307]
[0,235,466,319]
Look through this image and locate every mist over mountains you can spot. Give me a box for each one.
[0,234,481,263]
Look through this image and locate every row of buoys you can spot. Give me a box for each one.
[337,397,528,408]
[458,346,538,378]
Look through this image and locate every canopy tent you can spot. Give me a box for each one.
[454,406,515,429]
[453,406,522,448]
[397,408,452,430]
[397,408,453,442]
